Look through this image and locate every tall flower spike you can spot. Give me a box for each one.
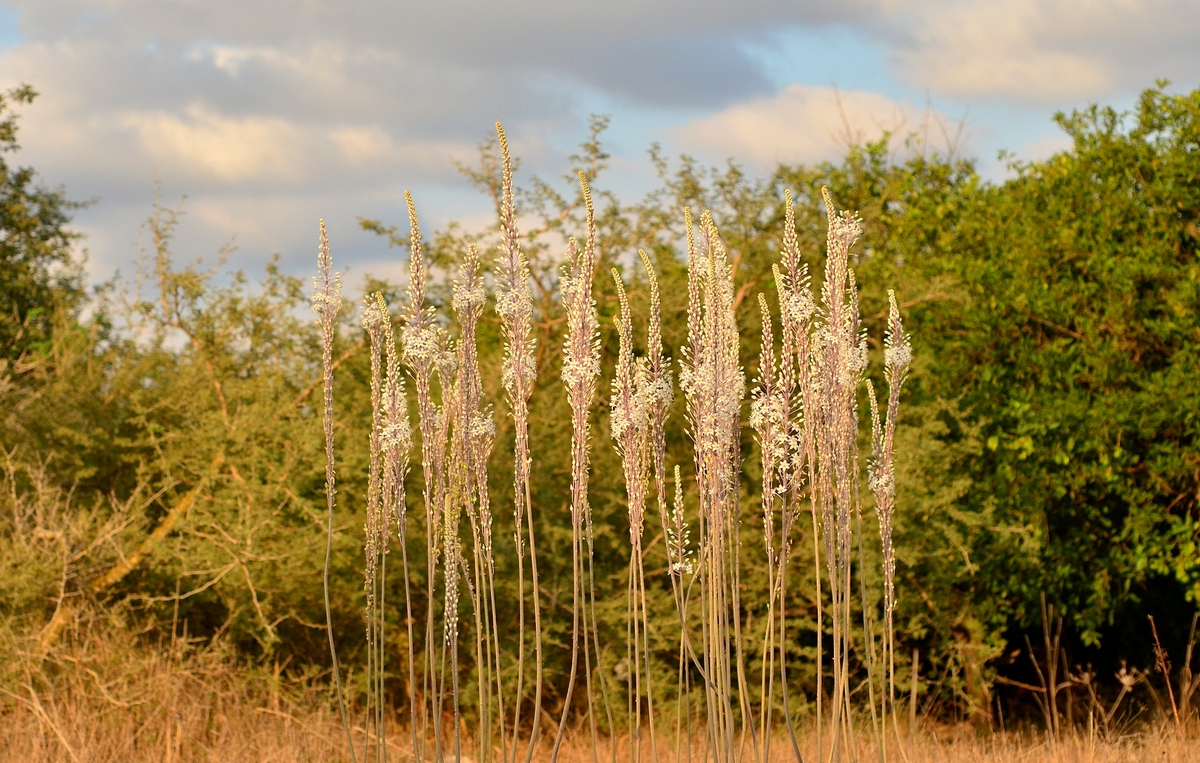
[866,379,888,502]
[610,267,647,538]
[819,185,863,331]
[638,249,673,415]
[781,188,801,283]
[405,190,426,318]
[311,220,356,763]
[361,291,389,759]
[495,122,543,763]
[668,465,693,576]
[751,293,785,488]
[403,190,438,368]
[884,290,912,385]
[376,288,416,763]
[378,293,411,536]
[610,269,636,443]
[873,291,911,762]
[681,207,749,763]
[494,123,537,406]
[611,265,658,757]
[683,207,702,362]
[311,220,342,318]
[399,191,449,763]
[553,227,604,760]
[751,292,784,572]
[362,293,389,553]
[638,248,675,586]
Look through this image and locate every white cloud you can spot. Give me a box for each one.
[884,0,1200,102]
[328,126,396,165]
[127,105,309,183]
[675,84,953,168]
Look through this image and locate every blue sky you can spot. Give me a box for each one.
[0,0,1193,289]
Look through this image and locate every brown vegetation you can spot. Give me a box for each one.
[2,631,1196,762]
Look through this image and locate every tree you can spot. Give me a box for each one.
[907,85,1200,687]
[0,84,85,360]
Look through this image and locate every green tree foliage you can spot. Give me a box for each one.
[911,85,1200,653]
[0,85,84,360]
[1,198,364,670]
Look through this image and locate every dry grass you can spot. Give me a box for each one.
[3,623,1195,762]
[3,636,1196,763]
[516,726,1200,763]
[2,631,351,763]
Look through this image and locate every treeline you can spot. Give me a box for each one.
[2,84,1198,726]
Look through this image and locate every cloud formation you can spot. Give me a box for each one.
[0,0,1193,281]
[884,0,1200,102]
[676,84,944,168]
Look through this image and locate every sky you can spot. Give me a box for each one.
[0,0,1197,289]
